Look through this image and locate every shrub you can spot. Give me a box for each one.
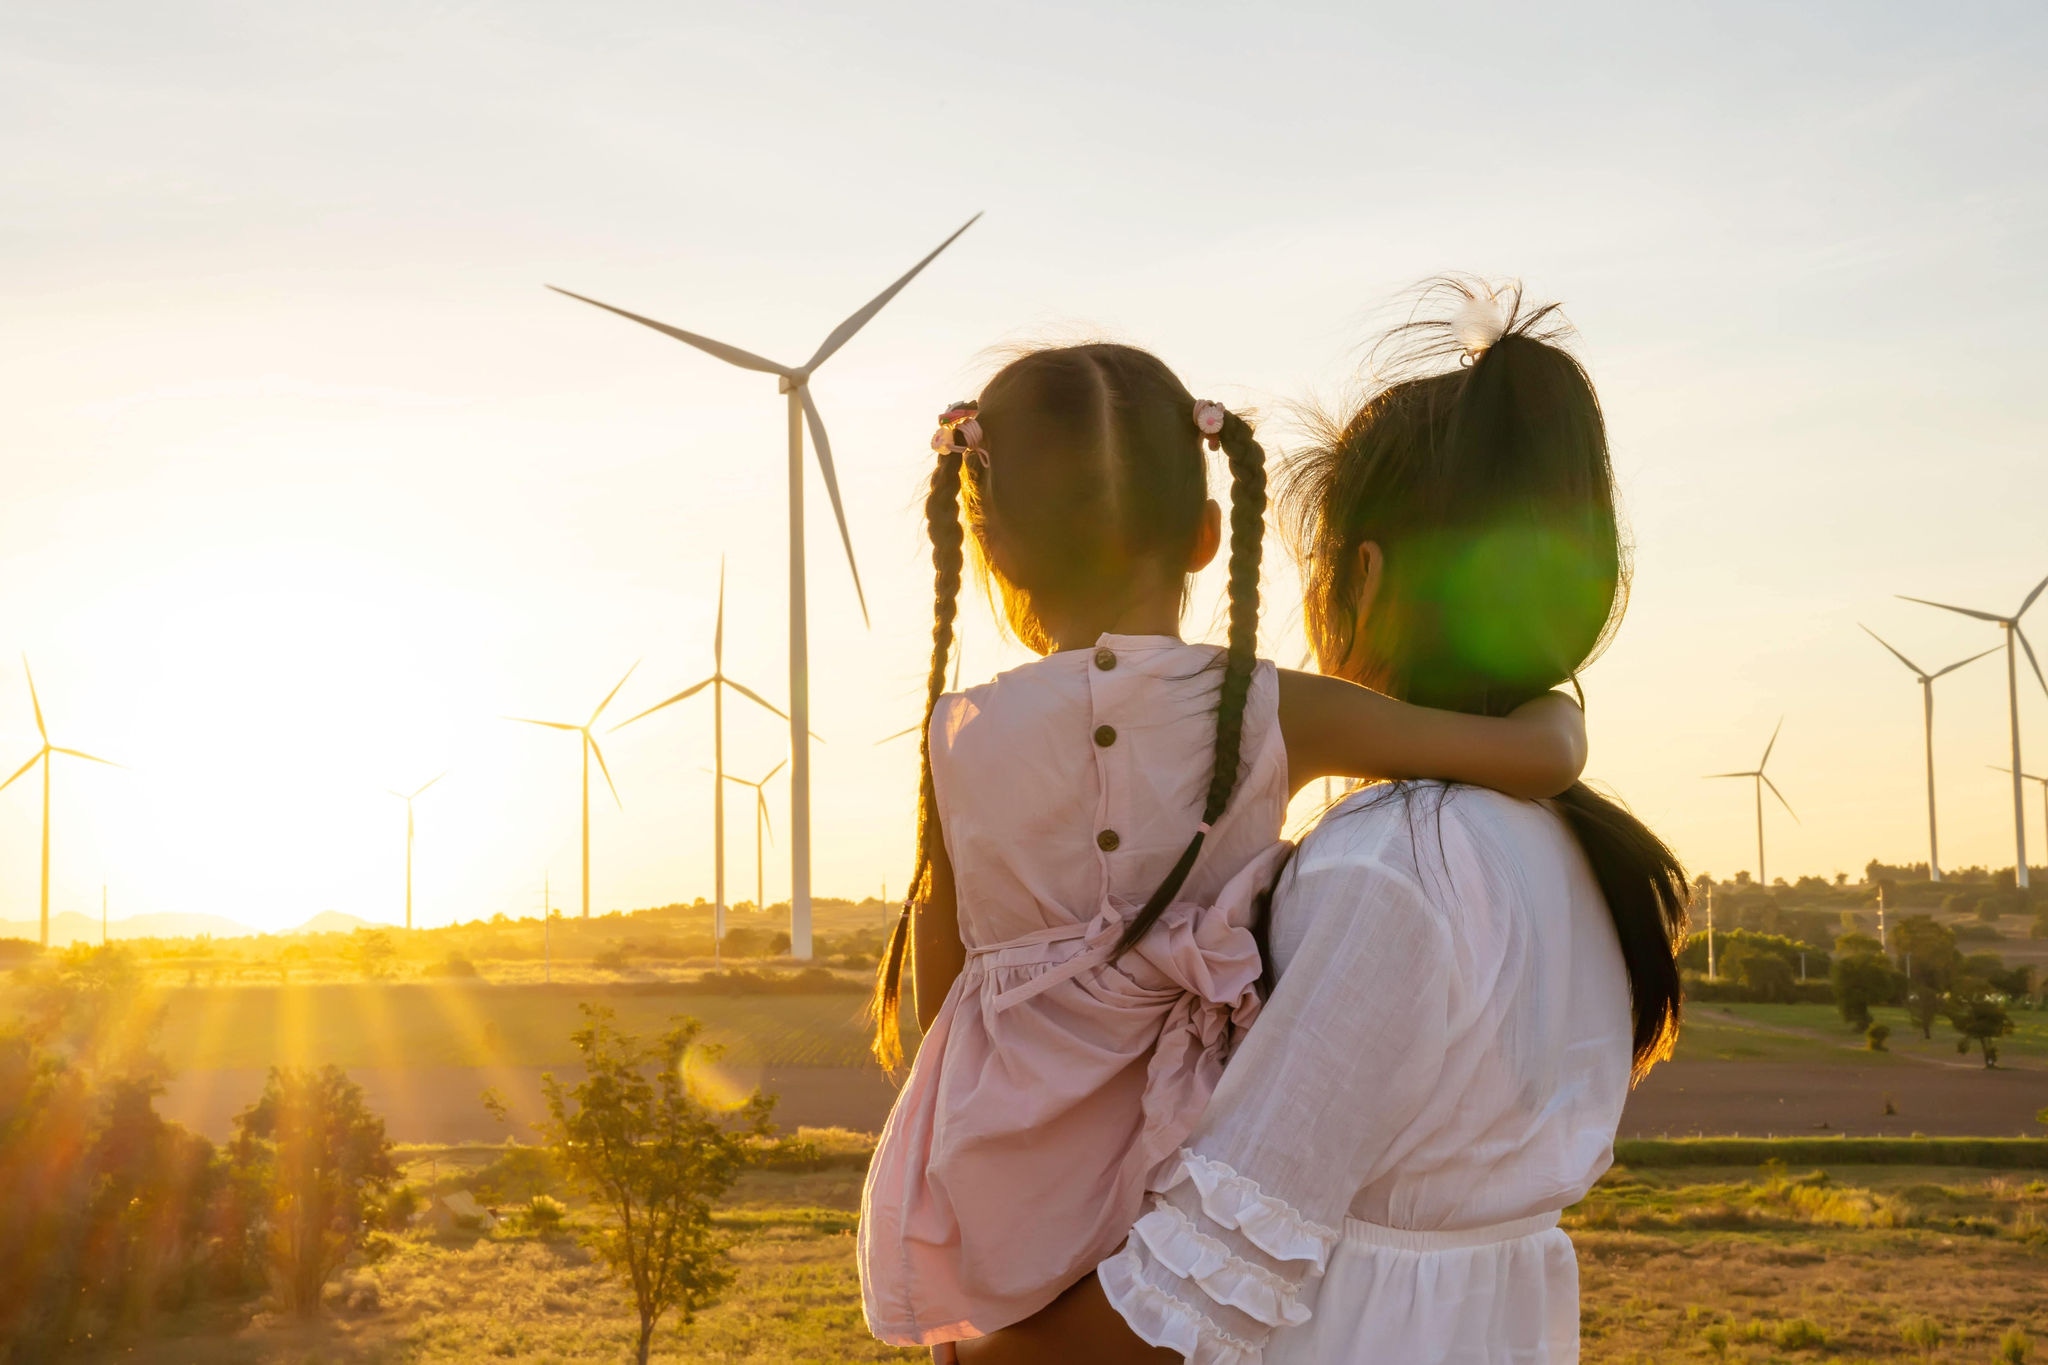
[1775,1317,1827,1349]
[2002,1327,2033,1364]
[521,1194,568,1236]
[422,952,479,978]
[1865,1022,1890,1051]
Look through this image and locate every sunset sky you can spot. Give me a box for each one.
[2,3,2045,933]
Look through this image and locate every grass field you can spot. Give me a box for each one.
[70,1139,2048,1364]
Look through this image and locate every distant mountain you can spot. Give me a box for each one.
[0,910,256,947]
[292,910,379,935]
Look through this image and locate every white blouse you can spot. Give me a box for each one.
[1100,783,1633,1364]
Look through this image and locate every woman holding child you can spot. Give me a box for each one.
[867,279,1688,1364]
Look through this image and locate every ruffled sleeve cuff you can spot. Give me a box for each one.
[1100,1150,1338,1364]
[1099,1243,1262,1365]
[1160,1149,1340,1270]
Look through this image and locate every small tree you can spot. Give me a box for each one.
[228,1065,396,1316]
[1944,990,2013,1068]
[345,930,397,980]
[1830,950,1900,1029]
[538,1005,773,1365]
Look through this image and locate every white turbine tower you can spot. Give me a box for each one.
[614,562,790,962]
[725,760,787,921]
[1707,719,1797,886]
[1859,627,1997,882]
[507,665,638,920]
[549,214,981,958]
[1,658,121,948]
[387,773,446,930]
[1900,571,2048,888]
[1990,766,2048,869]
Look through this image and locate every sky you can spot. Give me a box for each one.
[1,2,2045,933]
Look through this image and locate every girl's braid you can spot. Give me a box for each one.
[868,445,966,1071]
[1113,410,1267,957]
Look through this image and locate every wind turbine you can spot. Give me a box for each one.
[508,665,637,920]
[1859,627,1997,881]
[549,213,981,958]
[1900,571,2048,888]
[0,659,121,948]
[387,773,446,930]
[1706,719,1797,886]
[1990,766,2048,871]
[614,563,789,956]
[724,760,787,922]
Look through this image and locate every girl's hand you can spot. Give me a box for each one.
[1506,690,1588,798]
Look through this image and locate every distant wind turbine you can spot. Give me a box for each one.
[1859,627,1997,882]
[0,658,121,948]
[877,642,966,745]
[387,773,446,930]
[1990,766,2048,870]
[1900,571,2048,888]
[724,760,787,921]
[614,563,790,958]
[549,213,982,959]
[1707,719,1798,886]
[507,665,637,919]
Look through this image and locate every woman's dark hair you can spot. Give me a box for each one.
[869,343,1267,1068]
[1277,278,1688,1081]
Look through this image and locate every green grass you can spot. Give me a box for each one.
[148,983,881,1072]
[1615,1137,2048,1168]
[72,1155,2048,1364]
[1704,1001,2048,1063]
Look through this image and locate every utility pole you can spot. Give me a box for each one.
[1705,882,1716,980]
[101,884,108,946]
[544,873,552,986]
[1876,883,1887,952]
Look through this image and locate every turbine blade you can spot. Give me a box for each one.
[1762,775,1799,823]
[1931,645,2002,679]
[1897,594,2005,623]
[588,734,622,809]
[51,747,121,768]
[1704,771,1757,780]
[506,716,581,731]
[1858,625,1925,678]
[545,287,789,375]
[612,676,716,730]
[1759,717,1784,771]
[715,556,726,669]
[758,792,773,844]
[800,385,871,627]
[588,662,641,728]
[877,723,922,745]
[0,751,40,793]
[22,657,45,741]
[723,677,791,722]
[2018,626,2048,700]
[2018,570,2048,619]
[762,759,786,784]
[802,213,983,373]
[412,772,447,799]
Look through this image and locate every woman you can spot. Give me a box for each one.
[958,279,1690,1364]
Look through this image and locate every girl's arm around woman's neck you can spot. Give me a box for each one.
[1277,671,1586,801]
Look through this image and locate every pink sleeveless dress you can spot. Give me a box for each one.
[859,634,1291,1346]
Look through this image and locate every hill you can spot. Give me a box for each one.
[0,909,254,946]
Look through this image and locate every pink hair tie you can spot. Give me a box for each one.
[932,401,984,462]
[1195,821,1213,836]
[1192,400,1227,450]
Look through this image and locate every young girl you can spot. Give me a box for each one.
[858,342,1588,1352]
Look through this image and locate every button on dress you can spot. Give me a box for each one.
[859,635,1290,1346]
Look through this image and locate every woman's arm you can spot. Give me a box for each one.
[1279,670,1585,799]
[912,811,966,1031]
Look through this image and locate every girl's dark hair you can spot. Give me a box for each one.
[869,343,1267,1068]
[1277,278,1688,1080]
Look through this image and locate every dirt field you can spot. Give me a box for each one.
[148,986,2048,1143]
